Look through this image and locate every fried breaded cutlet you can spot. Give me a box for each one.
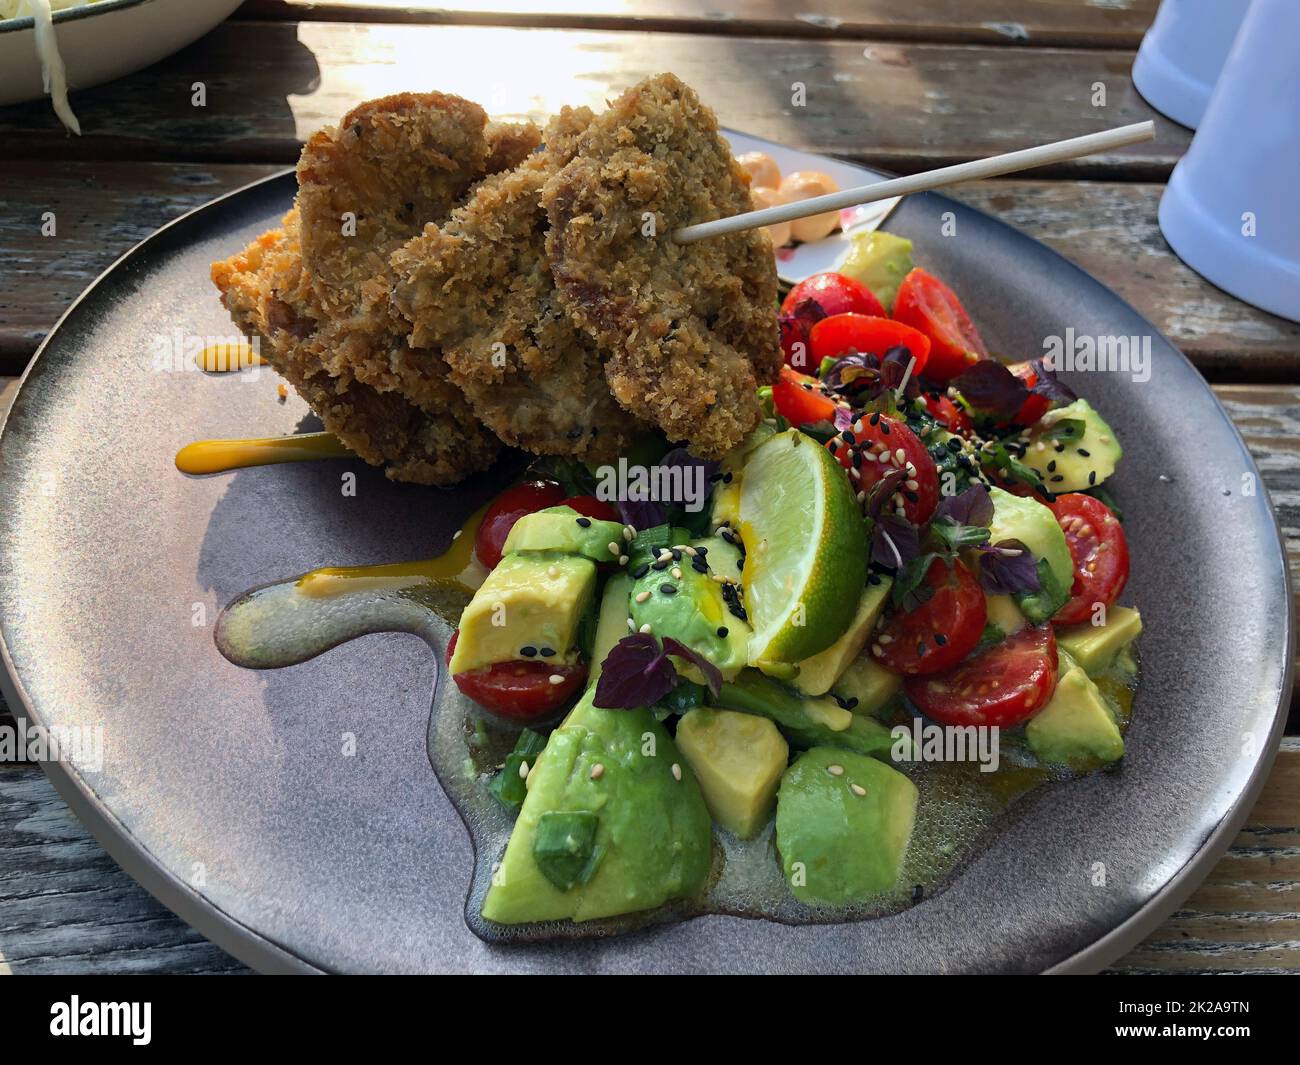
[391,108,648,463]
[543,73,782,460]
[212,209,500,485]
[211,93,539,484]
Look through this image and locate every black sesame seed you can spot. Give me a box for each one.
[1051,474,1064,483]
[716,626,729,638]
[947,438,963,452]
[934,633,948,646]
[869,412,880,426]
[1088,470,1097,485]
[632,564,649,579]
[660,583,678,596]
[880,421,891,435]
[833,694,849,710]
[1047,460,1057,472]
[868,573,882,586]
[904,490,919,503]
[736,558,744,571]
[917,640,926,657]
[539,647,556,658]
[845,697,859,709]
[841,430,855,444]
[576,517,592,528]
[1054,442,1066,453]
[671,548,682,561]
[1077,448,1090,457]
[520,646,538,657]
[695,545,708,555]
[722,472,734,484]
[651,559,669,571]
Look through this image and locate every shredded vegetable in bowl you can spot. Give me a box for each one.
[1,0,108,134]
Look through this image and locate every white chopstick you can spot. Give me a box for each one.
[672,121,1155,244]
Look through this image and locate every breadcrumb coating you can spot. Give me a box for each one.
[543,73,781,460]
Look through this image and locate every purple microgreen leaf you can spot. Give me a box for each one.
[832,404,856,431]
[1026,357,1077,405]
[821,351,880,394]
[976,538,1042,596]
[778,297,826,370]
[872,512,921,570]
[933,483,994,529]
[661,637,723,699]
[891,552,942,612]
[952,360,1028,420]
[795,419,840,443]
[616,498,667,529]
[864,466,909,521]
[593,634,677,709]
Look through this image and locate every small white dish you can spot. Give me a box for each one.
[0,0,243,112]
[1131,0,1251,130]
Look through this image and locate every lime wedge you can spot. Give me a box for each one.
[739,429,868,664]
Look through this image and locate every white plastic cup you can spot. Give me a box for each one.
[1132,0,1252,129]
[1157,0,1300,323]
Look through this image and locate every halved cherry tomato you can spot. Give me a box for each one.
[905,624,1058,727]
[773,365,841,425]
[474,479,566,570]
[923,392,973,436]
[809,313,930,376]
[1006,362,1051,427]
[1049,494,1130,625]
[561,495,621,523]
[830,412,939,524]
[871,558,986,675]
[446,630,587,723]
[893,268,988,382]
[779,272,887,370]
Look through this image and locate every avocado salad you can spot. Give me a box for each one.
[448,240,1141,929]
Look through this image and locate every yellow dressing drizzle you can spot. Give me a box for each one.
[297,504,489,598]
[195,343,265,372]
[175,432,352,474]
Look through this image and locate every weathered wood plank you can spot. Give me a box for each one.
[11,168,1296,376]
[240,0,1160,49]
[2,743,1294,973]
[0,21,1185,176]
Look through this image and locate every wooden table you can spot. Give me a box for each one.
[1,0,1296,975]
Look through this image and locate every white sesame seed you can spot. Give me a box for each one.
[590,763,605,780]
[671,763,682,781]
[871,642,884,656]
[452,529,463,540]
[547,674,565,686]
[879,633,894,644]
[683,546,697,557]
[627,618,636,631]
[905,479,918,491]
[639,623,652,635]
[827,764,844,777]
[623,526,635,541]
[894,448,906,465]
[857,490,866,503]
[547,564,560,578]
[518,760,530,779]
[671,567,683,579]
[850,783,867,797]
[608,541,620,555]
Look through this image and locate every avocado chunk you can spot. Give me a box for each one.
[1056,605,1143,676]
[776,747,918,905]
[1020,398,1122,492]
[794,578,892,696]
[588,573,632,687]
[450,551,596,675]
[835,231,913,311]
[984,593,1026,635]
[481,691,712,924]
[831,654,902,718]
[1026,662,1124,767]
[629,542,750,680]
[503,505,626,563]
[676,708,789,839]
[987,487,1072,623]
[717,669,901,760]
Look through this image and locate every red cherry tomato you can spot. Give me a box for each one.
[923,393,973,436]
[1006,362,1051,426]
[871,558,987,675]
[809,313,930,376]
[445,630,587,723]
[893,268,989,382]
[905,624,1058,728]
[830,412,939,524]
[779,272,887,370]
[1049,494,1130,625]
[560,495,621,523]
[773,365,841,425]
[474,480,566,570]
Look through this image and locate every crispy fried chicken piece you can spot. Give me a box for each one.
[212,210,499,485]
[542,73,782,460]
[212,95,540,484]
[390,108,646,462]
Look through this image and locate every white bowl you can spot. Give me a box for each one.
[1158,0,1300,322]
[1131,0,1252,130]
[0,0,244,109]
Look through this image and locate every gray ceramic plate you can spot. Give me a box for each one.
[0,135,1291,973]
